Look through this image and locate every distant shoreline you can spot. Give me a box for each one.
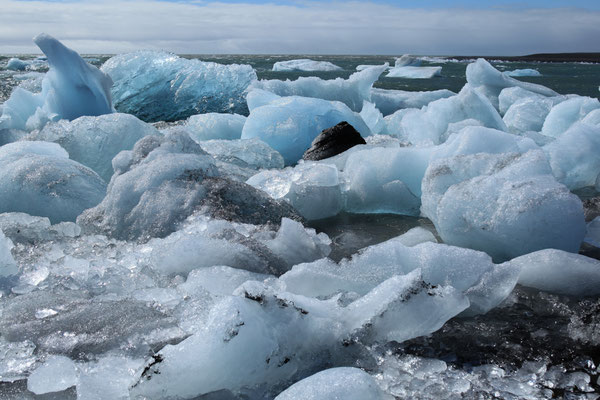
[452,53,600,63]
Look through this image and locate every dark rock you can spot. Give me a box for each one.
[302,121,366,161]
[583,196,600,222]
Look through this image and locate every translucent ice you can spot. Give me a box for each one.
[247,162,343,220]
[0,212,80,244]
[101,51,256,122]
[0,141,106,224]
[272,59,342,72]
[27,355,78,394]
[6,58,30,71]
[0,34,113,131]
[466,58,557,110]
[29,113,160,181]
[541,96,600,137]
[543,122,600,190]
[183,112,246,141]
[503,96,558,134]
[241,92,371,165]
[508,249,600,296]
[275,367,392,400]
[370,87,454,116]
[250,65,387,112]
[389,85,506,146]
[360,101,386,135]
[505,68,541,77]
[386,66,442,79]
[421,150,585,260]
[0,229,17,277]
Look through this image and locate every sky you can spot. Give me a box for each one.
[0,0,599,55]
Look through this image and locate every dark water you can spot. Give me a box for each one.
[1,54,599,104]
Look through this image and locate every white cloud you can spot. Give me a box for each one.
[0,0,598,55]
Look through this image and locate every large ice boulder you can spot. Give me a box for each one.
[386,66,442,79]
[78,131,300,240]
[0,34,113,131]
[275,368,392,400]
[388,85,506,146]
[183,112,246,141]
[543,123,600,190]
[28,113,160,181]
[272,59,342,72]
[506,249,600,296]
[541,96,600,138]
[0,141,106,224]
[101,51,257,122]
[241,91,371,165]
[421,150,586,261]
[6,57,30,71]
[250,65,387,112]
[370,88,454,116]
[503,96,562,134]
[466,58,558,110]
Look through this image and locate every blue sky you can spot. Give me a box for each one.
[1,0,599,54]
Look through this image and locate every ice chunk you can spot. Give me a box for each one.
[498,86,549,115]
[370,87,454,116]
[6,58,30,71]
[543,122,600,190]
[184,112,246,141]
[508,249,600,296]
[582,108,600,126]
[179,266,270,296]
[76,356,145,400]
[246,88,281,111]
[0,34,113,131]
[390,85,506,146]
[395,55,421,67]
[0,213,80,244]
[0,229,17,277]
[199,138,284,171]
[27,355,78,394]
[541,96,600,137]
[503,96,557,134]
[505,68,541,77]
[275,368,391,400]
[0,141,106,224]
[248,162,343,220]
[387,66,442,79]
[28,113,160,181]
[272,59,342,72]
[395,227,437,247]
[101,51,256,122]
[241,92,371,165]
[360,101,386,134]
[421,150,585,261]
[584,216,600,247]
[466,58,557,110]
[250,65,387,112]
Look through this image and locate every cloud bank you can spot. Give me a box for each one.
[0,0,599,55]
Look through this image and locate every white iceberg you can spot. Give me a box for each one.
[386,66,442,79]
[0,34,113,131]
[541,96,600,138]
[272,59,343,72]
[505,68,541,77]
[241,91,371,165]
[250,64,387,112]
[101,51,256,122]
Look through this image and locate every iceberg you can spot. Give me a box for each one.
[28,113,160,181]
[272,59,342,72]
[250,64,387,112]
[370,87,454,116]
[275,368,392,400]
[182,112,246,141]
[395,54,422,67]
[387,66,442,79]
[6,57,30,71]
[101,51,256,122]
[421,150,586,261]
[541,96,600,137]
[466,58,558,110]
[78,131,299,240]
[241,91,371,165]
[505,68,541,77]
[0,141,106,224]
[0,34,113,131]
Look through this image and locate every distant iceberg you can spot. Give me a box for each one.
[394,54,422,67]
[387,66,442,79]
[505,68,542,77]
[6,58,30,71]
[272,59,343,72]
[101,51,256,122]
